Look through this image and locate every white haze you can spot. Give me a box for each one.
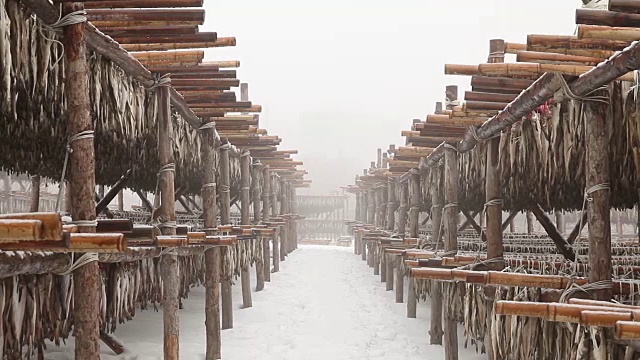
[201,0,581,195]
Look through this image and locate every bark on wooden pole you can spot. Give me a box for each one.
[279,178,287,261]
[219,143,234,330]
[253,162,265,291]
[271,174,280,272]
[387,177,397,231]
[429,166,444,344]
[63,4,101,357]
[584,89,613,301]
[30,176,40,212]
[368,189,376,225]
[526,211,535,233]
[397,183,408,236]
[555,211,565,234]
[262,166,271,282]
[385,254,394,290]
[117,190,124,211]
[240,151,252,308]
[409,169,420,238]
[200,117,221,359]
[485,39,505,360]
[156,82,180,360]
[443,145,459,360]
[395,255,404,303]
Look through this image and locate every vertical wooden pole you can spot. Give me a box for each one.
[219,143,233,330]
[279,178,287,261]
[387,177,397,231]
[200,117,221,360]
[290,186,298,250]
[368,189,376,225]
[485,38,505,360]
[409,170,420,238]
[156,83,180,360]
[253,162,265,291]
[271,174,281,272]
[372,187,379,227]
[379,184,388,230]
[240,151,252,308]
[395,255,404,303]
[30,176,40,212]
[262,166,272,282]
[429,166,444,345]
[117,190,124,211]
[62,4,100,357]
[397,182,408,236]
[377,148,382,168]
[385,253,394,290]
[270,174,278,218]
[555,211,565,234]
[355,192,361,222]
[584,88,613,301]
[616,211,623,239]
[526,211,535,233]
[443,145,459,360]
[407,277,417,318]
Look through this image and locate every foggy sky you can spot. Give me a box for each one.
[201,1,580,195]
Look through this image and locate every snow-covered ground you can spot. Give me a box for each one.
[48,245,484,359]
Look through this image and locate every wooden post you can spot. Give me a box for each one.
[407,277,417,318]
[355,192,361,222]
[395,255,404,303]
[155,82,180,360]
[377,148,382,168]
[443,145,459,360]
[240,151,252,308]
[387,177,397,231]
[262,166,271,282]
[117,190,124,211]
[584,88,613,301]
[219,143,233,330]
[270,174,278,218]
[526,211,535,233]
[368,189,376,225]
[63,4,101,357]
[253,162,265,291]
[271,175,281,272]
[429,166,444,345]
[30,176,40,212]
[279,178,287,261]
[485,38,505,360]
[616,211,623,239]
[510,217,516,233]
[200,117,221,359]
[397,182,408,236]
[409,170,420,238]
[385,253,394,290]
[555,211,565,234]
[380,242,387,282]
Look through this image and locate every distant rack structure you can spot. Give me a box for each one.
[344,1,640,359]
[0,0,309,359]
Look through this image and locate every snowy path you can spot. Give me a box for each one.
[49,245,484,359]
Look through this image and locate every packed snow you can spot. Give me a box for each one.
[48,245,484,359]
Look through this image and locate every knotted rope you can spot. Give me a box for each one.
[55,130,94,212]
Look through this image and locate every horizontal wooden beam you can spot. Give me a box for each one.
[112,32,217,45]
[122,37,236,52]
[57,0,204,8]
[516,50,602,66]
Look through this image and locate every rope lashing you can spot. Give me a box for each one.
[54,252,98,276]
[443,202,458,211]
[202,182,217,189]
[157,221,177,229]
[574,182,610,257]
[55,130,95,212]
[443,143,458,152]
[145,73,171,91]
[555,73,609,104]
[484,198,503,209]
[152,163,176,212]
[445,99,460,108]
[559,280,613,303]
[198,121,217,131]
[219,185,231,193]
[35,8,87,68]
